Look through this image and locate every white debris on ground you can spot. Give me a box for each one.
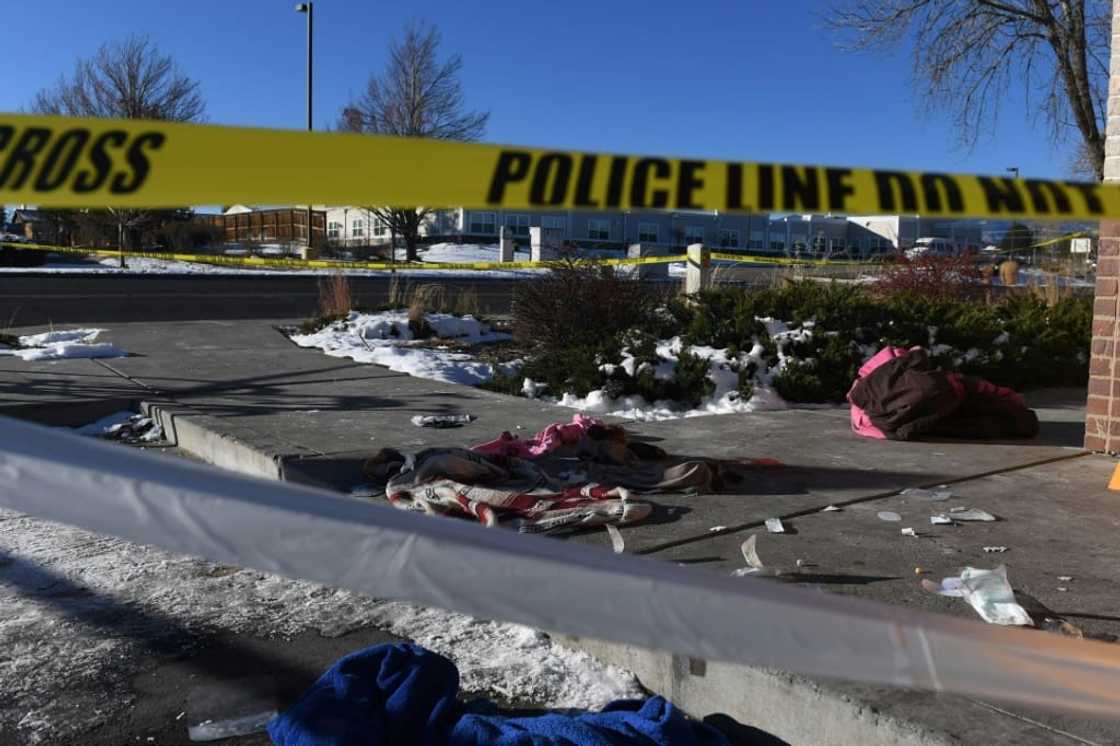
[0,328,128,361]
[73,411,164,443]
[290,310,515,386]
[0,509,641,743]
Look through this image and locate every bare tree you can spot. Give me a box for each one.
[341,21,488,261]
[31,35,206,263]
[828,1,1109,180]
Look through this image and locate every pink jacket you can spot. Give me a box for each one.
[471,413,603,459]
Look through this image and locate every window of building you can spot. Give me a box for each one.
[811,235,828,253]
[831,238,846,253]
[351,220,364,238]
[684,225,705,246]
[769,237,785,252]
[505,214,530,237]
[638,222,659,243]
[718,229,739,248]
[542,216,566,231]
[468,212,497,235]
[327,221,341,239]
[748,230,765,250]
[373,217,388,237]
[588,218,610,241]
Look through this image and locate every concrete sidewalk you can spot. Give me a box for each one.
[3,319,1116,745]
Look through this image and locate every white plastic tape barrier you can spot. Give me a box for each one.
[1,415,1119,717]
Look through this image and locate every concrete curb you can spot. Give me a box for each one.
[142,401,286,480]
[550,635,953,746]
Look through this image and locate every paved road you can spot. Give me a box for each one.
[0,274,522,326]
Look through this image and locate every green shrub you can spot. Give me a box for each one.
[497,277,1092,407]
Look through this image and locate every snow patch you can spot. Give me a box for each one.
[0,328,128,361]
[290,311,513,386]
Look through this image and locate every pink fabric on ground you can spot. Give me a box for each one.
[471,413,604,459]
[847,346,913,439]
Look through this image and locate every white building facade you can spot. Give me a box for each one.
[320,205,988,258]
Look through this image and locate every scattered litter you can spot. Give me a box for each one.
[732,535,779,577]
[983,546,1008,553]
[949,506,968,513]
[708,525,727,533]
[764,518,785,534]
[74,412,163,444]
[410,414,476,428]
[900,488,952,502]
[741,536,764,571]
[1041,618,1084,638]
[950,509,996,522]
[1058,575,1073,582]
[821,505,841,512]
[187,677,278,741]
[900,528,917,537]
[930,514,953,525]
[1057,587,1069,592]
[605,525,625,554]
[176,712,185,721]
[914,567,926,575]
[921,566,1032,626]
[877,511,901,522]
[796,558,815,568]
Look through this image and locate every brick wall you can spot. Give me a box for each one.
[1086,2,1120,451]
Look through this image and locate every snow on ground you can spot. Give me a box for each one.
[0,508,640,743]
[0,328,128,361]
[549,333,796,422]
[290,310,515,386]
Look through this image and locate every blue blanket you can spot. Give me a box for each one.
[268,643,729,746]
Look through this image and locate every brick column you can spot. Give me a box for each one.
[1086,1,1120,451]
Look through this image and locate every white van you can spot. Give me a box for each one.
[905,237,958,260]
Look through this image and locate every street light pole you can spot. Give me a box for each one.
[296,3,314,255]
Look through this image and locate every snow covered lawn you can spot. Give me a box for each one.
[0,508,640,743]
[0,328,128,361]
[290,310,516,386]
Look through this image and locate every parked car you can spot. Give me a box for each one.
[905,237,959,260]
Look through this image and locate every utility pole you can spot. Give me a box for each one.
[296,3,314,255]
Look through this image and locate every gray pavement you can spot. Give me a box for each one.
[1,318,1116,744]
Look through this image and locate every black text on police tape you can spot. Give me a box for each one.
[0,124,164,194]
[487,150,1104,216]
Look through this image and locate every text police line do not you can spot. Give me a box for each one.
[486,151,1105,217]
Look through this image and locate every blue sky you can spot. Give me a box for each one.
[3,0,1078,179]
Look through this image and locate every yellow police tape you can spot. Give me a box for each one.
[0,113,1114,221]
[1,240,698,271]
[5,240,887,272]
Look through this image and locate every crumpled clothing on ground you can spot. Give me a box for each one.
[847,346,1039,441]
[268,643,730,746]
[471,413,604,460]
[375,447,653,533]
[471,414,669,466]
